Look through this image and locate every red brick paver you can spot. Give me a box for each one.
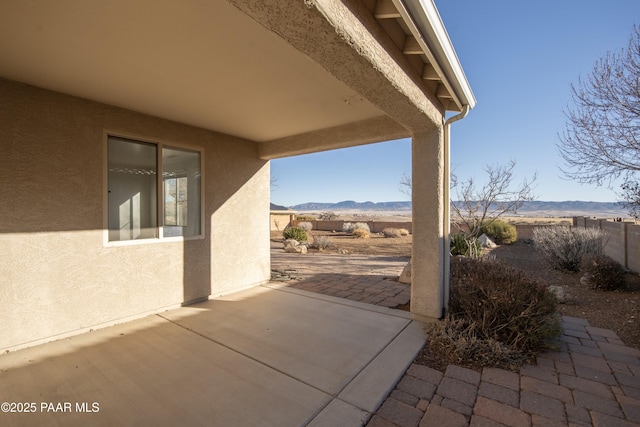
[369,317,640,427]
[270,247,640,426]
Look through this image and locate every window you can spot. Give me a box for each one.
[107,136,202,242]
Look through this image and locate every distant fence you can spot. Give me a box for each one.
[274,215,639,272]
[573,217,640,273]
[286,220,544,241]
[291,219,413,234]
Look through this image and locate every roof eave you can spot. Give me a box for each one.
[395,0,476,111]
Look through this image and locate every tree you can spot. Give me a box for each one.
[558,26,640,215]
[398,172,412,197]
[399,161,537,239]
[620,178,640,219]
[451,161,537,240]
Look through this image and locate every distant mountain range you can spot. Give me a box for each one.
[271,200,630,218]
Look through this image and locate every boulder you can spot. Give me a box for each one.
[478,233,497,248]
[548,285,572,304]
[283,239,299,248]
[283,239,307,254]
[399,261,411,284]
[580,274,590,287]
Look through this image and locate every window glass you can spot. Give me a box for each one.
[108,138,157,241]
[162,147,201,237]
[107,137,202,242]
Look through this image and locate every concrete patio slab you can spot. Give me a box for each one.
[0,285,425,426]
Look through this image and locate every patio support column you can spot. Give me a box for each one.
[411,125,446,321]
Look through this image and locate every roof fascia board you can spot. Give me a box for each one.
[394,0,476,110]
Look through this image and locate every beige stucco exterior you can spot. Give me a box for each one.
[0,0,474,351]
[0,80,270,351]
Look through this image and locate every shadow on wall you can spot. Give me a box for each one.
[1,79,269,351]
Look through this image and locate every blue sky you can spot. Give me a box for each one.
[271,1,640,207]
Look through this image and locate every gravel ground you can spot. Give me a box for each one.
[487,241,640,351]
[273,231,640,350]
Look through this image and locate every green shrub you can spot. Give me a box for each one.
[283,226,307,241]
[296,215,315,221]
[533,226,606,272]
[450,234,482,257]
[481,220,517,244]
[448,257,560,356]
[583,255,626,291]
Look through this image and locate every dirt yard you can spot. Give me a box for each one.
[276,230,640,351]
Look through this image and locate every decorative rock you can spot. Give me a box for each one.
[270,269,300,281]
[283,239,299,248]
[548,285,572,303]
[478,233,497,248]
[399,261,411,284]
[284,244,307,254]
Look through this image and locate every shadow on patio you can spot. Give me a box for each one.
[0,285,424,426]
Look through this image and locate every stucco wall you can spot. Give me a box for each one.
[573,217,639,273]
[601,221,627,266]
[629,224,640,273]
[0,79,270,351]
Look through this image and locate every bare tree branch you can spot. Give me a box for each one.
[451,160,537,239]
[558,25,640,190]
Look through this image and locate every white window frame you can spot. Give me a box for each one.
[103,132,205,246]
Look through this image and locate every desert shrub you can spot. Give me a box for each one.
[382,228,402,238]
[282,226,307,242]
[354,222,370,233]
[296,215,314,221]
[583,255,626,291]
[343,222,370,235]
[398,228,410,236]
[297,221,313,232]
[450,234,482,258]
[318,211,337,220]
[533,226,606,272]
[312,235,332,250]
[481,220,517,244]
[425,318,529,371]
[352,228,370,238]
[446,257,560,361]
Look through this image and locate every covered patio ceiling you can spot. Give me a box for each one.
[0,0,474,150]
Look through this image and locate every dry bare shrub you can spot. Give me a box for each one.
[352,228,370,238]
[533,226,606,272]
[318,211,336,220]
[398,228,410,236]
[583,255,626,291]
[312,235,332,250]
[354,222,370,233]
[426,318,529,371]
[382,228,402,238]
[344,222,370,236]
[342,222,354,233]
[298,221,313,232]
[431,256,560,371]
